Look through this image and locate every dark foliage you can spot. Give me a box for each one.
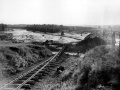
[76,34,106,53]
[76,45,120,90]
[0,45,52,75]
[0,24,7,31]
[24,24,96,34]
[25,24,62,33]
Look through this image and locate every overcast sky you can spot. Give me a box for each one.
[0,0,120,25]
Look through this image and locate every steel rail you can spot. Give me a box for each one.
[0,57,53,90]
[1,45,66,90]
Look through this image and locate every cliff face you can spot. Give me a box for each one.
[0,44,52,75]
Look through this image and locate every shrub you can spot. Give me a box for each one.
[76,34,106,53]
[76,45,120,90]
[0,45,52,75]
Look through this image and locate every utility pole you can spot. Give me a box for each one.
[102,29,104,40]
[102,28,105,44]
[118,32,120,57]
[109,26,115,49]
[112,31,115,49]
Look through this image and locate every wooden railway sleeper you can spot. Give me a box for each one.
[13,80,24,84]
[52,63,61,66]
[37,72,47,77]
[7,84,20,88]
[26,80,35,85]
[43,68,56,72]
[50,60,61,64]
[38,71,49,75]
[19,77,29,80]
[31,76,39,81]
[37,72,49,78]
[21,84,31,89]
[40,67,54,71]
[23,72,36,77]
[50,62,60,65]
[46,65,56,68]
[27,72,35,75]
[47,64,57,67]
[42,71,51,75]
[2,88,24,90]
[23,74,33,78]
[48,65,58,68]
[37,71,52,77]
[33,67,45,71]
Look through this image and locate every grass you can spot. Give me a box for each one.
[51,56,83,90]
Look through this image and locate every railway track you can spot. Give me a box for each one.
[0,45,66,90]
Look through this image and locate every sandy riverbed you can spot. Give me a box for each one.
[5,29,90,43]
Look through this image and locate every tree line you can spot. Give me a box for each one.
[25,24,95,33]
[0,24,7,31]
[25,24,63,33]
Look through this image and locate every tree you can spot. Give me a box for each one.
[0,24,7,31]
[61,31,64,36]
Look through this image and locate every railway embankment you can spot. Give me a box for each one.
[32,45,120,90]
[0,44,52,76]
[31,35,120,90]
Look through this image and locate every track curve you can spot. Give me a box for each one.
[0,45,66,90]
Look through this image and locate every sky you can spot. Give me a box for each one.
[0,0,120,25]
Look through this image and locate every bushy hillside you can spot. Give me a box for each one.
[76,45,120,90]
[0,44,52,75]
[26,24,62,33]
